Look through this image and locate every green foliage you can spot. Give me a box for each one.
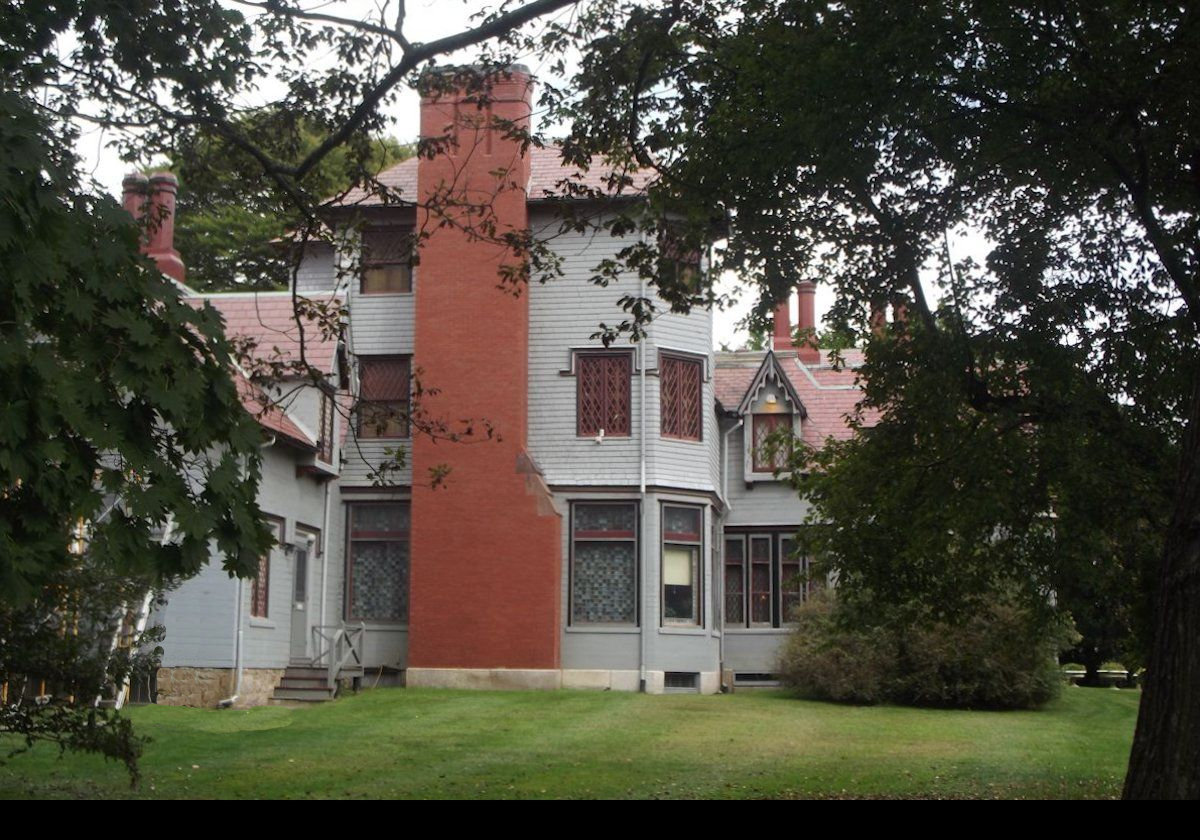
[550,2,1197,790]
[0,91,274,601]
[779,591,1079,710]
[0,554,165,785]
[169,111,412,291]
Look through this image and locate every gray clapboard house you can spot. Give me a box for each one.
[147,71,871,706]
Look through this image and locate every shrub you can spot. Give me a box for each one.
[777,592,894,704]
[779,592,1078,710]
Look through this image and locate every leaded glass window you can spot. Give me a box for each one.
[358,356,410,439]
[724,536,745,625]
[752,413,791,472]
[577,353,632,437]
[571,502,638,625]
[347,502,410,622]
[361,227,413,294]
[660,355,702,441]
[722,530,811,629]
[250,520,282,619]
[750,536,772,626]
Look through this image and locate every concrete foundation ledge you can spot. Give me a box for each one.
[561,669,641,692]
[406,667,563,691]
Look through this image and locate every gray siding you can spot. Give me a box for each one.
[155,559,237,668]
[526,208,720,494]
[722,425,811,527]
[348,293,415,354]
[294,245,338,294]
[157,444,331,671]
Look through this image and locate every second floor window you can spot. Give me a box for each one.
[660,354,702,441]
[577,353,632,437]
[361,227,413,294]
[358,356,410,439]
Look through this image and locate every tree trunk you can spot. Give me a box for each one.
[1123,376,1200,799]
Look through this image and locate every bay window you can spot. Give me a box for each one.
[361,227,413,294]
[577,353,632,437]
[660,354,703,441]
[662,504,703,626]
[570,502,638,625]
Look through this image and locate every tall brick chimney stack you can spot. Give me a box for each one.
[796,280,820,364]
[408,67,563,678]
[121,171,186,283]
[122,172,147,220]
[771,294,792,352]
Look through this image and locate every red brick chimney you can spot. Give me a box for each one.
[408,67,562,674]
[772,294,792,351]
[796,280,820,364]
[122,172,147,220]
[122,171,186,283]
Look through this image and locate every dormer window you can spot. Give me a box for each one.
[736,351,806,482]
[752,413,791,472]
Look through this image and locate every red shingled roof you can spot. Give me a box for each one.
[331,146,653,207]
[714,349,877,446]
[197,292,342,375]
[185,291,341,448]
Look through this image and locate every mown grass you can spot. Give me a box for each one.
[0,685,1139,799]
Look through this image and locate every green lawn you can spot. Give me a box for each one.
[0,686,1139,799]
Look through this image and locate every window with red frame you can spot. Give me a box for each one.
[358,357,410,439]
[347,502,410,622]
[752,413,792,472]
[577,353,632,437]
[662,503,703,626]
[250,520,282,618]
[660,354,702,441]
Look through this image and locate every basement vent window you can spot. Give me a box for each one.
[664,671,699,693]
[733,672,780,687]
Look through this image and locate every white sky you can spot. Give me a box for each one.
[72,0,840,349]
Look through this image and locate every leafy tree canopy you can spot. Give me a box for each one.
[548,0,1199,798]
[169,111,412,292]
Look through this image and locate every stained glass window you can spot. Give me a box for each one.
[347,503,410,622]
[571,502,638,625]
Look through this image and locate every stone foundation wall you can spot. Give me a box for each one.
[156,667,285,708]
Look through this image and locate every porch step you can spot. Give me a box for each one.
[271,665,336,704]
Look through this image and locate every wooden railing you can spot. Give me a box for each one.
[311,622,365,690]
